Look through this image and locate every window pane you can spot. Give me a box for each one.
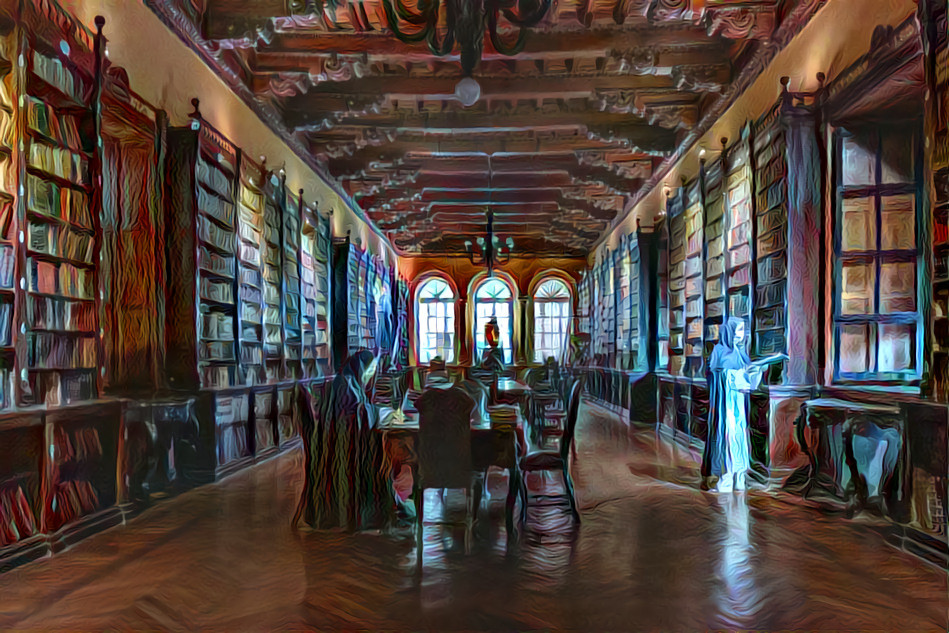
[880,132,914,184]
[841,197,875,251]
[880,194,916,250]
[880,261,915,313]
[842,134,877,186]
[841,263,875,315]
[839,324,870,374]
[878,323,913,372]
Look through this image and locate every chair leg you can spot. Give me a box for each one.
[464,487,472,555]
[562,467,580,523]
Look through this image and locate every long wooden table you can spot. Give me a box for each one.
[376,407,524,532]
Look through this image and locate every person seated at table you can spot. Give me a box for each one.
[294,350,412,531]
[479,317,506,374]
[426,355,450,385]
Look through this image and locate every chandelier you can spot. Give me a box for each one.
[465,209,513,275]
[382,0,552,78]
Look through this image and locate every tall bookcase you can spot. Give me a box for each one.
[164,101,241,392]
[752,115,790,359]
[300,200,331,377]
[261,171,283,382]
[15,3,104,407]
[683,181,704,378]
[393,274,410,367]
[725,126,755,326]
[704,156,726,358]
[237,157,266,386]
[282,189,302,380]
[667,192,686,377]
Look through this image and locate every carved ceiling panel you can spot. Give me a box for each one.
[145,0,800,255]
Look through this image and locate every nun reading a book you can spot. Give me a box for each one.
[703,317,767,493]
[294,350,411,531]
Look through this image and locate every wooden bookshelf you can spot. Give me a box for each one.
[393,274,409,367]
[616,236,632,369]
[313,207,331,374]
[282,189,302,380]
[667,192,686,377]
[237,157,265,386]
[164,100,241,392]
[576,269,591,338]
[752,117,789,358]
[683,180,704,378]
[300,202,318,377]
[14,3,104,407]
[725,125,754,326]
[261,172,283,382]
[332,235,373,369]
[704,156,726,358]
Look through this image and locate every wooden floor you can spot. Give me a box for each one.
[0,401,945,632]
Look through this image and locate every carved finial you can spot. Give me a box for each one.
[721,137,728,151]
[95,15,105,30]
[189,98,200,119]
[780,76,790,92]
[816,72,826,86]
[298,188,304,196]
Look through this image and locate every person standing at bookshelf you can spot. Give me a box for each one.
[703,318,762,493]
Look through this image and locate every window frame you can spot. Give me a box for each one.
[831,122,924,384]
[472,276,515,365]
[532,277,572,364]
[414,276,457,364]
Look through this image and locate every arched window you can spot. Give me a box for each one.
[473,277,513,364]
[415,277,456,364]
[533,278,572,363]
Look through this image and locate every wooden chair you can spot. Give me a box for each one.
[414,387,480,562]
[518,379,583,524]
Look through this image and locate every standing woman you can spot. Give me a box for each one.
[294,350,395,530]
[703,318,762,493]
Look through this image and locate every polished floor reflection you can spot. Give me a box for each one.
[0,401,944,631]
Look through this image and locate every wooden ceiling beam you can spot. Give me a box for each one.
[321,139,666,177]
[250,25,726,58]
[281,74,681,120]
[301,109,692,132]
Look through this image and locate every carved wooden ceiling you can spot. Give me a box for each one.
[147,0,820,256]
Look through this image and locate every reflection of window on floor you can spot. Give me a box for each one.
[474,277,513,364]
[416,277,455,364]
[533,278,571,363]
[834,124,920,381]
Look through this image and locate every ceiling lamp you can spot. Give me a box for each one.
[465,209,513,275]
[382,0,552,77]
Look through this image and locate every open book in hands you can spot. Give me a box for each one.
[748,353,789,370]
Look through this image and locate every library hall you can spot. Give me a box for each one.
[0,0,945,631]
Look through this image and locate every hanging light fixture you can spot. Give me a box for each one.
[383,0,551,106]
[465,209,513,275]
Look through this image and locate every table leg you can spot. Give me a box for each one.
[842,419,868,516]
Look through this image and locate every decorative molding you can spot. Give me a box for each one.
[704,4,777,41]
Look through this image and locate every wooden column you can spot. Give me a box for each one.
[766,80,825,484]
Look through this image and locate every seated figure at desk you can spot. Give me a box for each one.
[479,317,506,374]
